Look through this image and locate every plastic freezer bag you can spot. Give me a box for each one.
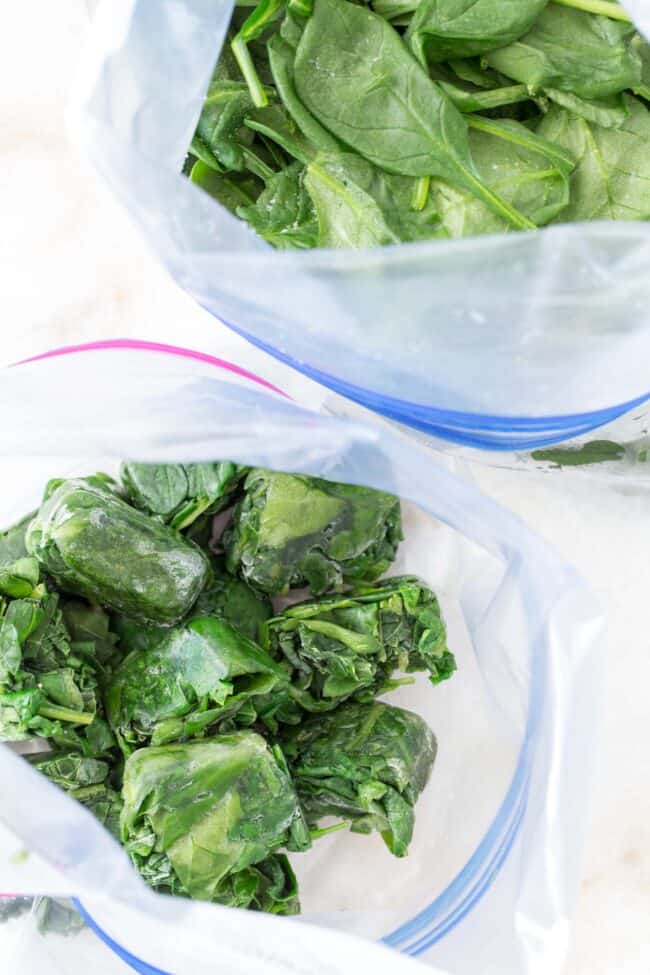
[0,343,603,975]
[68,0,650,441]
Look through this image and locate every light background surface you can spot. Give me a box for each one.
[0,4,648,973]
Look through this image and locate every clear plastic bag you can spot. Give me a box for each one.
[0,341,603,975]
[68,0,650,450]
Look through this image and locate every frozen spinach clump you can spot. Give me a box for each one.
[26,479,210,624]
[120,733,310,911]
[0,588,114,755]
[120,461,247,531]
[106,616,288,751]
[257,576,454,727]
[284,701,437,856]
[6,460,453,919]
[225,469,402,595]
[184,0,650,248]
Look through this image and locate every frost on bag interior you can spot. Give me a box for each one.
[69,0,650,437]
[0,346,602,975]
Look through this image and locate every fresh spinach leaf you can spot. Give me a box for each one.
[485,5,642,100]
[407,0,547,64]
[432,116,574,235]
[293,0,535,229]
[238,160,319,248]
[536,95,650,220]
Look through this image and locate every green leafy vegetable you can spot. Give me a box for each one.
[485,6,641,100]
[120,461,246,531]
[29,751,110,801]
[0,590,115,755]
[293,0,535,229]
[120,733,310,907]
[191,557,272,641]
[106,616,288,751]
[0,514,41,599]
[238,160,319,247]
[190,159,262,212]
[260,576,454,723]
[225,469,403,595]
[183,0,650,247]
[26,479,210,624]
[284,701,436,855]
[15,460,456,918]
[432,116,575,235]
[406,0,547,64]
[536,95,650,220]
[531,438,626,466]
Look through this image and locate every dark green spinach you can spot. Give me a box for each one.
[225,468,403,595]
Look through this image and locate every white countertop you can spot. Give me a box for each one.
[1,4,648,974]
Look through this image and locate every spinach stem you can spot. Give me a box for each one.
[232,37,268,108]
[551,0,631,21]
[444,83,531,112]
[242,147,276,182]
[310,821,348,841]
[38,704,94,726]
[288,0,313,16]
[410,176,430,211]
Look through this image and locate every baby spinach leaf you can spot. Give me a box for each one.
[232,0,286,107]
[190,159,262,212]
[225,469,402,595]
[437,79,532,114]
[544,88,630,128]
[293,0,535,229]
[238,160,319,248]
[194,80,260,172]
[283,701,437,856]
[406,0,547,65]
[304,153,401,248]
[268,35,342,155]
[432,116,574,236]
[485,5,642,100]
[105,616,287,751]
[536,95,650,220]
[121,733,310,902]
